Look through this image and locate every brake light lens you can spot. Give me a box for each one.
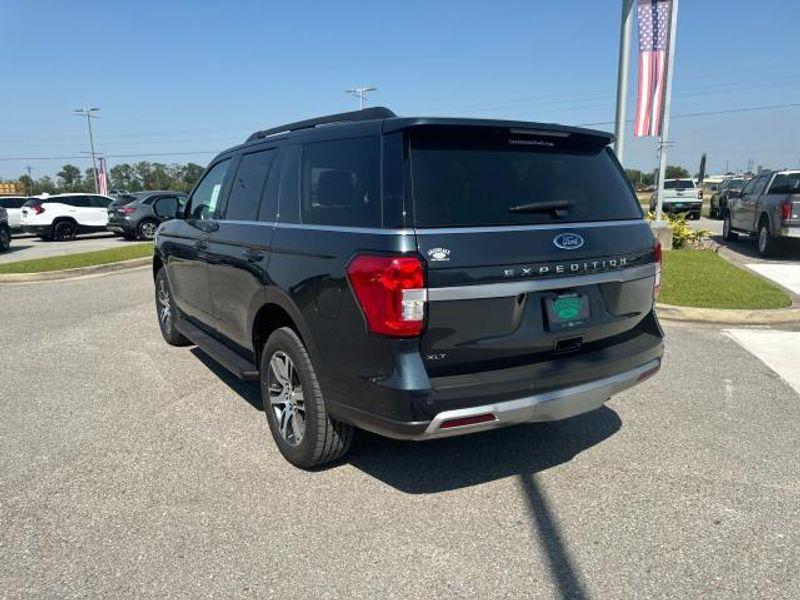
[33,205,45,215]
[120,206,136,215]
[346,254,426,337]
[780,201,793,221]
[653,239,662,300]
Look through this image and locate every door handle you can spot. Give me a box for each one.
[242,248,265,263]
[195,240,208,250]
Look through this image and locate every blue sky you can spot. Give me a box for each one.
[2,0,798,180]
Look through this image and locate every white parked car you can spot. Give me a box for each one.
[0,207,10,252]
[0,196,28,232]
[649,178,702,220]
[21,193,114,241]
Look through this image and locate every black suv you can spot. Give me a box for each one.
[107,191,187,240]
[153,107,664,468]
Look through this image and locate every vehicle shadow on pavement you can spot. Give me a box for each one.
[347,406,621,494]
[714,234,800,262]
[191,348,263,411]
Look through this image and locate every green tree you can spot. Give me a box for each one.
[665,165,690,179]
[109,163,136,191]
[57,164,82,190]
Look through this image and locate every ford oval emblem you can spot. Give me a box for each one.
[553,232,584,250]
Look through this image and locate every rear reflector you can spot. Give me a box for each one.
[439,413,496,430]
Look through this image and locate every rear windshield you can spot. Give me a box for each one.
[768,173,800,195]
[408,129,641,227]
[23,198,43,207]
[727,179,747,190]
[664,179,695,190]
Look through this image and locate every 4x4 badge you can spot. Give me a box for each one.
[553,233,584,250]
[427,247,451,262]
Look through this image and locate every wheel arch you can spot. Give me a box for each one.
[250,294,318,368]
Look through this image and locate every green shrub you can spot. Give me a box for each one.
[645,211,711,249]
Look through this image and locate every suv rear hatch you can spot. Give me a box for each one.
[406,125,659,375]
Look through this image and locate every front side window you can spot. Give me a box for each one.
[154,196,179,218]
[187,159,231,220]
[225,150,275,221]
[300,137,381,227]
[768,173,800,195]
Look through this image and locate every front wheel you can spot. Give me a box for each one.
[137,219,159,241]
[261,327,353,469]
[723,213,738,242]
[0,225,10,252]
[155,268,190,346]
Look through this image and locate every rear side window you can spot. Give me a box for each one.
[409,129,641,227]
[768,173,800,195]
[188,159,231,220]
[0,198,25,209]
[300,137,381,227]
[225,149,275,221]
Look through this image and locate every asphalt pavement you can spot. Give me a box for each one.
[2,269,799,599]
[1,232,137,264]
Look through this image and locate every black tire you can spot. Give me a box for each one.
[155,268,190,346]
[757,217,778,258]
[0,225,10,252]
[709,207,717,219]
[122,231,137,241]
[723,212,738,241]
[137,219,159,241]
[51,219,77,241]
[260,327,353,469]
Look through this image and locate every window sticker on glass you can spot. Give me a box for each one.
[209,183,222,212]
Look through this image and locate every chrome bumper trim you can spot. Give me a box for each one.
[418,359,660,439]
[780,227,800,238]
[427,263,656,301]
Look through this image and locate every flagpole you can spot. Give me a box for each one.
[613,0,635,161]
[654,0,679,222]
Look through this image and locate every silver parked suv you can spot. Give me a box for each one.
[723,170,800,257]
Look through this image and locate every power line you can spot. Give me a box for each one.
[0,150,220,162]
[578,101,800,127]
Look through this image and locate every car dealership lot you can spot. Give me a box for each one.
[2,269,799,599]
[0,232,135,264]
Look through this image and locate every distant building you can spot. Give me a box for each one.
[0,182,23,196]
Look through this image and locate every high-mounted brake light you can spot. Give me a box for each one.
[346,254,426,337]
[653,239,662,300]
[780,201,793,221]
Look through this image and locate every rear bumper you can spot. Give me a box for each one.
[326,313,665,441]
[661,202,701,214]
[779,226,800,239]
[107,219,135,234]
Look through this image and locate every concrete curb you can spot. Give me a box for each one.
[656,302,800,325]
[0,257,151,283]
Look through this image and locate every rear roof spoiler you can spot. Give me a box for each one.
[382,117,614,146]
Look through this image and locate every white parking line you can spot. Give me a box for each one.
[724,328,800,395]
[745,263,800,295]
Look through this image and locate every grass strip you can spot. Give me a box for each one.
[0,243,152,274]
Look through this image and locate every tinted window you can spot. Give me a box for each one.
[664,180,695,190]
[768,173,800,195]
[23,198,42,207]
[0,197,25,209]
[300,137,381,227]
[188,159,231,220]
[410,130,641,227]
[61,196,88,207]
[89,196,111,208]
[727,179,747,190]
[278,146,300,224]
[154,196,179,218]
[225,150,275,221]
[752,175,770,196]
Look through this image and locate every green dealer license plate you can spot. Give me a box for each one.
[546,293,590,329]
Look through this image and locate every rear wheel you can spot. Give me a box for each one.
[261,327,353,469]
[0,225,10,252]
[52,219,77,241]
[723,212,738,241]
[155,268,190,346]
[757,218,778,257]
[137,219,158,241]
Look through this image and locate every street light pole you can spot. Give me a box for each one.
[613,0,635,161]
[74,107,100,193]
[346,86,378,110]
[654,0,679,222]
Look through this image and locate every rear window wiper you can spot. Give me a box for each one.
[507,199,572,218]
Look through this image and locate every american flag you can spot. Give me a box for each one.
[634,0,673,137]
[97,157,108,196]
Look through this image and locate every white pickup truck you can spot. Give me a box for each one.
[649,179,702,220]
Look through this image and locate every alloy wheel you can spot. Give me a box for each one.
[140,221,158,240]
[54,221,75,241]
[0,228,9,250]
[759,225,768,254]
[157,278,172,334]
[267,351,306,446]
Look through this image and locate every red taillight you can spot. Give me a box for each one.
[33,205,45,215]
[120,206,136,215]
[780,201,792,221]
[653,239,662,300]
[346,254,426,337]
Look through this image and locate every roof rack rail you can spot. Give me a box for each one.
[246,106,397,142]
